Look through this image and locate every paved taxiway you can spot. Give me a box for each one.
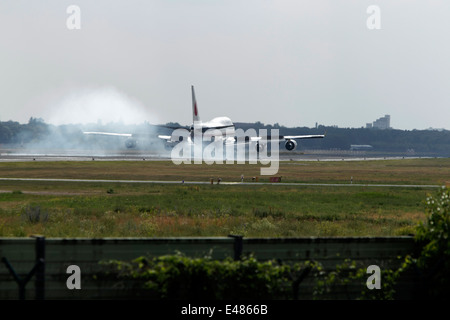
[0,152,433,163]
[0,177,440,189]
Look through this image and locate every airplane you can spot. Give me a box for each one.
[84,86,325,151]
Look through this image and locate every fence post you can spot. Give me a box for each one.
[34,236,45,300]
[228,235,243,261]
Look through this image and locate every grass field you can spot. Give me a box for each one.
[0,157,449,185]
[0,158,448,238]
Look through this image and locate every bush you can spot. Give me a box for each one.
[100,255,318,300]
[22,205,48,224]
[411,186,450,299]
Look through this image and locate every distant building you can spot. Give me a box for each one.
[366,115,391,129]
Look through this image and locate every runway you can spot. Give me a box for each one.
[0,151,433,163]
[0,153,170,162]
[0,177,441,189]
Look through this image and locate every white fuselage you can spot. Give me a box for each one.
[190,117,235,141]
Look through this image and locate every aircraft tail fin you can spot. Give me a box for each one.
[192,85,201,123]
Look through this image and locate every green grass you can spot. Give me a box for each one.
[0,158,447,238]
[0,182,430,238]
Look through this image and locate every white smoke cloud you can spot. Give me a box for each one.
[46,86,157,126]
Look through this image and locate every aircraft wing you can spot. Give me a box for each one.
[243,133,325,152]
[83,132,133,137]
[84,131,168,139]
[283,134,325,140]
[232,133,326,144]
[250,133,326,143]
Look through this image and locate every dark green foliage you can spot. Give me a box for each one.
[313,259,402,300]
[100,255,319,300]
[408,186,450,299]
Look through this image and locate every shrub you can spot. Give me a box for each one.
[411,186,450,299]
[22,205,49,224]
[100,255,318,300]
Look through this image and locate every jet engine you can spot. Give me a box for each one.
[256,142,265,152]
[285,139,297,151]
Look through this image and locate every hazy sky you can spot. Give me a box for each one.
[1,0,449,130]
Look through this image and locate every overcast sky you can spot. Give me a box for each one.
[1,0,449,130]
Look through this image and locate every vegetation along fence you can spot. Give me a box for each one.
[0,235,419,300]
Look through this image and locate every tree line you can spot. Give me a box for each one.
[1,119,449,156]
[235,122,450,156]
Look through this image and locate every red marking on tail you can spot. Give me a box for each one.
[194,103,198,116]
